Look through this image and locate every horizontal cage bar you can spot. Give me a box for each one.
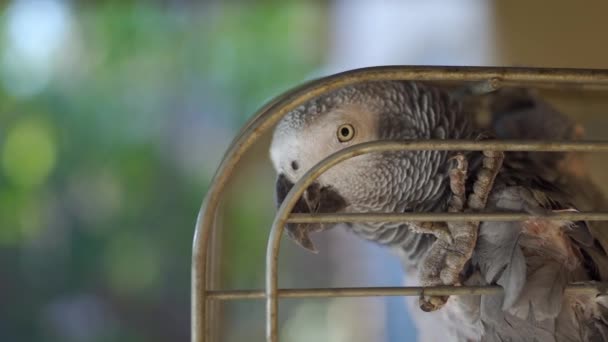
[292,140,608,152]
[287,212,608,223]
[207,283,608,301]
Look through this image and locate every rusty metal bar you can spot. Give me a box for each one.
[207,283,608,301]
[266,139,608,342]
[193,66,608,342]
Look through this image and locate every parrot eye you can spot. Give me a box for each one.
[337,124,355,142]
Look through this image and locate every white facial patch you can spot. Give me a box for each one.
[270,103,380,187]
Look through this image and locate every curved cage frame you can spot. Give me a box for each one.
[192,66,608,342]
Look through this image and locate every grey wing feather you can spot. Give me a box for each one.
[509,259,566,321]
[473,220,526,308]
[465,88,608,341]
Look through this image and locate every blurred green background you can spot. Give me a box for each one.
[0,1,325,341]
[3,0,608,341]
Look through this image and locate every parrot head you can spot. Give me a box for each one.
[269,81,471,252]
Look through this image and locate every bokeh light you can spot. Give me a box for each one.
[103,232,162,296]
[2,0,73,97]
[2,118,57,188]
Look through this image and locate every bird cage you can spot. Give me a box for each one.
[191,66,608,342]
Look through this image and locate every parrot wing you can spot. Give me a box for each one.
[487,87,608,279]
[467,88,608,341]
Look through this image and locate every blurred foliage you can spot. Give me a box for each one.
[0,1,325,341]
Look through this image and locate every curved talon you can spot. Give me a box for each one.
[419,294,449,312]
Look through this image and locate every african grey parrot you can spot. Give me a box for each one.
[269,81,608,341]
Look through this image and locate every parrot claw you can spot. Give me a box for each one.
[419,294,449,312]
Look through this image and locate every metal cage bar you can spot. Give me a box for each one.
[192,66,608,342]
[207,283,608,301]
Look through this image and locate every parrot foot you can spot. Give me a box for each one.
[408,153,469,244]
[418,152,469,311]
[418,149,504,311]
[442,150,504,285]
[440,221,480,284]
[419,238,450,311]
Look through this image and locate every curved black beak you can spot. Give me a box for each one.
[275,173,347,253]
